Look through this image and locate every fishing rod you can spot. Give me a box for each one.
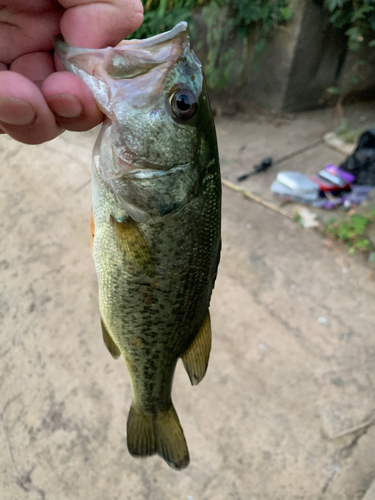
[237,138,324,182]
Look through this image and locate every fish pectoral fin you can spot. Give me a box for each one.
[181,311,212,386]
[112,216,156,275]
[101,318,121,360]
[127,404,189,470]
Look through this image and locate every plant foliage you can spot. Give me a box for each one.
[130,0,292,89]
[324,209,375,253]
[324,0,375,51]
[131,0,206,39]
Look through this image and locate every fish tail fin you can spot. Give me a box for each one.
[154,405,190,470]
[127,405,156,458]
[127,404,190,470]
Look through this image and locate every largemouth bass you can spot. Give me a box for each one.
[55,22,221,470]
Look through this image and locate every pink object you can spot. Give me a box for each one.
[324,164,355,184]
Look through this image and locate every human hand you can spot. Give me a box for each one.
[0,0,143,144]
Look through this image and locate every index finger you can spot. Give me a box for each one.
[59,0,144,49]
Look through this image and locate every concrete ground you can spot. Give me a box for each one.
[1,106,375,500]
[218,101,375,224]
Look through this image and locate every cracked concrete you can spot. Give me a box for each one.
[1,108,375,499]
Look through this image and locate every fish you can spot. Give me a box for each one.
[55,22,221,470]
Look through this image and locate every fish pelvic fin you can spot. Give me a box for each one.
[127,404,190,470]
[101,318,121,359]
[181,311,212,386]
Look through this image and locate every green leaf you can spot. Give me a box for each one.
[327,217,337,224]
[355,239,371,249]
[348,40,362,51]
[157,0,168,17]
[352,5,373,20]
[254,38,266,55]
[369,40,375,47]
[326,0,344,11]
[338,226,350,241]
[329,10,348,28]
[346,27,362,40]
[327,87,343,95]
[351,214,370,235]
[279,7,292,20]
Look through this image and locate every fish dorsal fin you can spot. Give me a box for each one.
[101,318,121,359]
[181,311,212,386]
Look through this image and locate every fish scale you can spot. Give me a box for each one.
[55,22,221,470]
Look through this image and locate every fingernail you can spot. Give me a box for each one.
[0,96,36,125]
[46,94,83,118]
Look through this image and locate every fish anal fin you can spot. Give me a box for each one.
[127,404,189,470]
[101,318,121,359]
[181,311,212,386]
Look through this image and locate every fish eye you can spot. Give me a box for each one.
[171,89,197,120]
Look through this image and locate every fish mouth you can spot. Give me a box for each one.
[113,153,190,179]
[55,21,188,53]
[116,22,188,49]
[54,22,194,114]
[54,22,189,73]
[127,163,190,179]
[94,121,193,187]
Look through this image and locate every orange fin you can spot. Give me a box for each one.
[181,311,212,386]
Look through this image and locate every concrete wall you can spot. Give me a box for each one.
[245,0,307,112]
[282,0,348,112]
[338,44,375,100]
[194,0,375,113]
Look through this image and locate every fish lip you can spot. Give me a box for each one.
[127,163,190,179]
[112,143,190,177]
[118,22,189,49]
[54,22,188,56]
[112,154,190,179]
[114,153,180,175]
